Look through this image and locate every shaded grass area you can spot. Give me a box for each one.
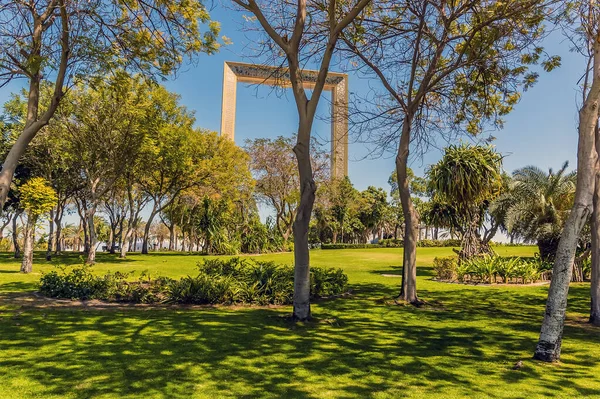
[1,247,599,398]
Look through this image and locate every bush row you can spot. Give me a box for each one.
[433,255,553,284]
[321,239,462,250]
[39,258,348,305]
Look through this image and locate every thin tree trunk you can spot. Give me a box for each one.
[168,224,175,251]
[20,216,35,273]
[54,201,64,254]
[12,210,22,258]
[142,207,157,254]
[86,208,97,264]
[45,208,54,261]
[396,119,419,304]
[292,121,316,321]
[534,45,600,361]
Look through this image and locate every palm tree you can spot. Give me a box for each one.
[428,144,503,258]
[497,161,576,260]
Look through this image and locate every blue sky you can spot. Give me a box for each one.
[0,4,587,196]
[160,6,585,193]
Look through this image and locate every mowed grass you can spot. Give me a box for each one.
[0,247,599,399]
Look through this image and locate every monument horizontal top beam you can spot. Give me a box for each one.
[220,61,349,178]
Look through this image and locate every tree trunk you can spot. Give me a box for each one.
[534,47,600,361]
[46,208,54,261]
[168,224,175,251]
[12,210,22,258]
[396,119,419,304]
[142,208,157,254]
[591,122,600,325]
[591,173,600,325]
[20,215,35,273]
[291,120,317,321]
[54,202,64,254]
[86,208,97,264]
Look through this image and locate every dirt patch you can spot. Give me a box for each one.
[381,274,402,278]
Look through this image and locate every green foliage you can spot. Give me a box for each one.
[321,243,375,250]
[39,265,173,303]
[434,254,548,284]
[433,257,458,281]
[19,177,57,218]
[40,258,348,305]
[428,144,503,212]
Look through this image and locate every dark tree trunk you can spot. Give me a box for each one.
[46,208,54,261]
[12,210,22,258]
[54,201,64,254]
[591,175,600,325]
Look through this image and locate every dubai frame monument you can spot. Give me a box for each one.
[220,61,349,179]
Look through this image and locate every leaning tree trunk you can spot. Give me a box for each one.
[534,49,600,361]
[46,208,54,261]
[20,215,35,273]
[12,210,22,258]
[396,119,419,304]
[142,207,158,254]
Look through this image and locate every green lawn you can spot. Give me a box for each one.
[0,247,599,399]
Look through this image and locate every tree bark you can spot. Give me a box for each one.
[591,124,600,326]
[591,177,600,325]
[396,118,419,304]
[20,216,35,273]
[292,123,316,321]
[46,208,54,261]
[142,208,157,254]
[534,44,600,361]
[86,207,97,264]
[12,210,22,258]
[168,224,175,251]
[54,201,64,254]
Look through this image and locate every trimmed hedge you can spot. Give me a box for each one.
[39,258,348,305]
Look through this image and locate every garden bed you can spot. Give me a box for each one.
[432,255,556,285]
[39,258,349,306]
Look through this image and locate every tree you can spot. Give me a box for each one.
[341,0,559,304]
[0,0,221,209]
[231,0,371,320]
[245,136,328,241]
[496,162,576,260]
[59,74,150,263]
[535,2,600,362]
[428,144,503,258]
[139,122,251,254]
[19,177,57,273]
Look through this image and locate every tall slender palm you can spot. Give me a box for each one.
[498,161,576,260]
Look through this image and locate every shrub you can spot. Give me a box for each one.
[379,239,403,248]
[321,243,375,249]
[433,256,458,280]
[40,258,349,306]
[417,239,462,248]
[39,266,171,303]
